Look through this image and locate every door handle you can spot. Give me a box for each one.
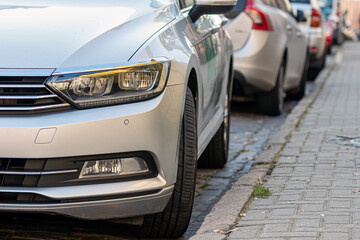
[286,25,293,33]
[211,27,220,34]
[220,15,229,26]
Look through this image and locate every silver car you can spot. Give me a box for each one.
[290,0,327,70]
[226,0,308,115]
[0,0,239,237]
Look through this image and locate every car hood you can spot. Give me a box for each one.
[0,0,177,70]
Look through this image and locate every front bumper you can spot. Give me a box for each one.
[0,83,185,219]
[0,184,174,220]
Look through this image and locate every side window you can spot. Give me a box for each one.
[262,0,279,8]
[276,0,294,15]
[283,0,295,15]
[179,0,194,9]
[275,0,288,11]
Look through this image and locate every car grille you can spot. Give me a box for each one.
[0,76,70,112]
[0,157,80,203]
[0,158,80,188]
[0,192,53,203]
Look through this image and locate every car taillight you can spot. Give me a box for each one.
[245,6,273,31]
[311,9,321,27]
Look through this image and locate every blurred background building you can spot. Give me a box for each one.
[341,0,360,33]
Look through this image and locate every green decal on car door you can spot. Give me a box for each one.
[204,35,217,82]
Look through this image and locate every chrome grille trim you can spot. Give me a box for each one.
[0,76,71,112]
[0,84,45,88]
[0,103,70,111]
[0,94,57,100]
[0,169,78,175]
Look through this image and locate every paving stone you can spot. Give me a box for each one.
[189,233,224,240]
[271,167,293,175]
[300,204,324,212]
[253,198,276,207]
[282,148,301,156]
[295,218,320,228]
[278,194,301,201]
[262,223,290,232]
[294,166,314,173]
[270,208,296,216]
[259,231,318,238]
[321,232,348,240]
[278,157,297,164]
[324,215,350,224]
[332,179,353,187]
[309,180,331,188]
[305,190,328,199]
[328,200,351,209]
[228,226,260,239]
[241,210,267,220]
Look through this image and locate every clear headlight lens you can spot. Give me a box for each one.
[46,59,170,109]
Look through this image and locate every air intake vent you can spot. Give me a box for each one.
[0,77,70,112]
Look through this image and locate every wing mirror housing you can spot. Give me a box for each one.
[189,0,244,23]
[295,9,307,22]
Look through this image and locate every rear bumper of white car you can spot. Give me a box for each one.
[308,28,326,63]
[233,30,281,94]
[0,83,185,219]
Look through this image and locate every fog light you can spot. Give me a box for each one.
[79,157,149,178]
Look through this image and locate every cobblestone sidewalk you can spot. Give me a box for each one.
[229,42,360,240]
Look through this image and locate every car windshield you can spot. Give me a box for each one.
[318,0,332,17]
[318,0,332,8]
[289,0,310,3]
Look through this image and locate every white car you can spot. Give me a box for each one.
[290,0,327,70]
[0,0,240,237]
[226,0,308,115]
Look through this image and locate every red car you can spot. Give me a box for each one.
[323,20,335,54]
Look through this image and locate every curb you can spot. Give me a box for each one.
[189,62,336,240]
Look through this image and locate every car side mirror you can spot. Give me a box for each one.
[189,0,244,23]
[295,9,307,22]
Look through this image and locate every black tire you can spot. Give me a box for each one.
[257,60,285,116]
[327,45,332,55]
[137,87,197,238]
[319,50,326,70]
[197,73,231,169]
[309,50,326,80]
[287,54,308,100]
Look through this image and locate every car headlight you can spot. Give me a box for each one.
[46,58,170,109]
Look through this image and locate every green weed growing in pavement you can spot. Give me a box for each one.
[237,149,247,155]
[267,156,278,175]
[195,190,200,197]
[253,184,272,198]
[199,174,212,181]
[199,183,211,189]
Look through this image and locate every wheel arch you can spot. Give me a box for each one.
[187,68,198,113]
[282,48,288,75]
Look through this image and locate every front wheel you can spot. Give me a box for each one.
[137,87,197,238]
